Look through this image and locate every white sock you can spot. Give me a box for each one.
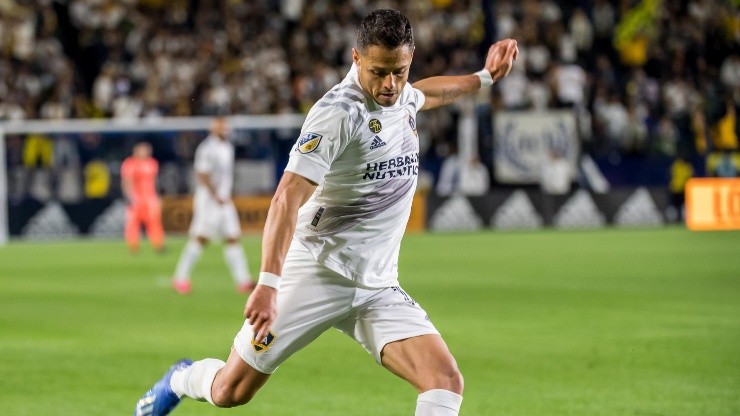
[415,389,463,416]
[170,358,225,405]
[174,240,203,280]
[224,243,250,284]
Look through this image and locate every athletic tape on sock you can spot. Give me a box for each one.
[417,389,463,412]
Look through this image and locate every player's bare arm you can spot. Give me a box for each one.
[196,171,225,204]
[414,38,518,111]
[245,171,317,340]
[121,176,134,203]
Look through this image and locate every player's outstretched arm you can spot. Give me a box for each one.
[245,171,317,341]
[413,38,518,111]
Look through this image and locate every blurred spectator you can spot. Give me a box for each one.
[594,89,629,153]
[708,97,739,151]
[550,56,588,109]
[540,148,572,195]
[706,151,740,178]
[497,64,529,110]
[568,8,593,62]
[667,155,694,223]
[719,54,740,103]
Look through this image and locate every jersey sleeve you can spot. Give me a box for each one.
[411,86,426,112]
[285,105,352,184]
[193,142,211,174]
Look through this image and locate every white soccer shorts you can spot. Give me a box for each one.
[188,198,241,240]
[233,241,439,374]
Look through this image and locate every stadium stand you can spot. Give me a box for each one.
[2,0,737,171]
[0,0,738,238]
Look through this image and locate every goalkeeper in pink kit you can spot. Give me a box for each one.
[121,142,165,253]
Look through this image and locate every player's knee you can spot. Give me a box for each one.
[446,367,465,394]
[430,365,464,394]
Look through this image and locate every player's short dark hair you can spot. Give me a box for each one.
[357,9,414,53]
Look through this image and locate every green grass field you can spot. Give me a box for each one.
[1,227,739,415]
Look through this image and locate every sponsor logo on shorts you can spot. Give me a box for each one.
[252,331,276,352]
[297,132,322,154]
[369,118,382,133]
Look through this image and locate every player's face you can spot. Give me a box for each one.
[133,143,151,159]
[353,45,413,107]
[211,118,230,140]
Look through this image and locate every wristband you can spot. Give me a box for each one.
[475,69,494,87]
[257,272,280,289]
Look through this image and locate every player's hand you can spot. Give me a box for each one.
[244,285,277,342]
[484,39,518,82]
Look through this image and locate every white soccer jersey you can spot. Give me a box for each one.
[193,134,234,203]
[285,64,425,288]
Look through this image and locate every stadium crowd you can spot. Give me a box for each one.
[1,0,738,193]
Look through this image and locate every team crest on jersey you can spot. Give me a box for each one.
[252,331,276,353]
[297,132,322,154]
[368,118,382,133]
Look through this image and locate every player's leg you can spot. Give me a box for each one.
[172,199,214,294]
[171,348,271,406]
[335,286,463,416]
[231,242,357,375]
[124,204,142,253]
[172,236,207,294]
[221,203,254,293]
[382,335,464,416]
[144,198,166,252]
[133,349,271,415]
[135,242,355,414]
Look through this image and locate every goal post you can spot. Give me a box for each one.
[0,128,7,245]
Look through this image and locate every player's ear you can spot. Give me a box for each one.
[352,48,360,66]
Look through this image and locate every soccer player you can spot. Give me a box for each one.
[121,141,165,253]
[171,117,255,295]
[135,9,517,416]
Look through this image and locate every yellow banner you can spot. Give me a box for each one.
[162,194,427,234]
[686,178,740,231]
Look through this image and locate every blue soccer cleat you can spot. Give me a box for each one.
[134,359,193,416]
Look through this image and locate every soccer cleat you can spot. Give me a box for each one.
[172,280,191,295]
[134,359,193,416]
[236,280,257,294]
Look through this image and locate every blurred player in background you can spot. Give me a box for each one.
[171,117,255,295]
[121,141,165,253]
[136,9,517,416]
